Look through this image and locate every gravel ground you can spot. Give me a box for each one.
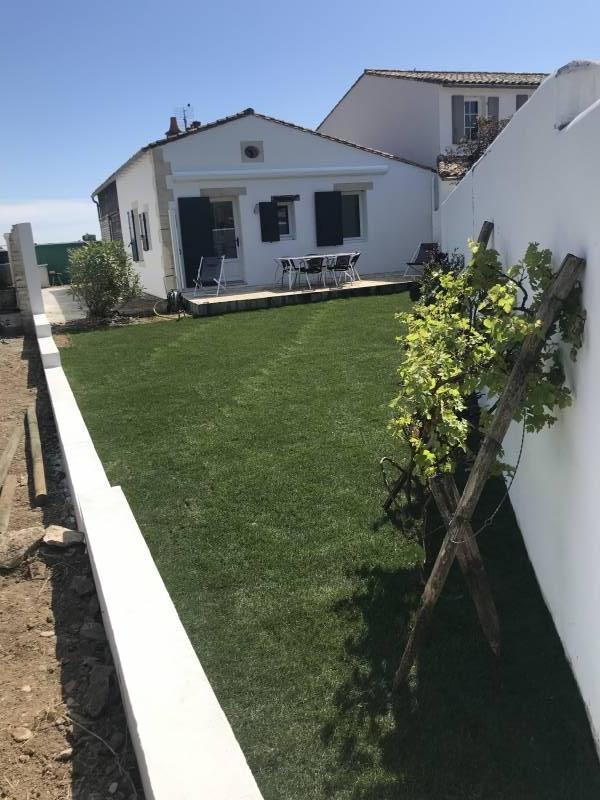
[0,334,143,800]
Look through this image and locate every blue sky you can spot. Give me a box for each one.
[1,0,598,241]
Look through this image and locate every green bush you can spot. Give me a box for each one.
[68,240,142,318]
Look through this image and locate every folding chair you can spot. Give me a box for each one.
[193,256,226,296]
[404,243,439,278]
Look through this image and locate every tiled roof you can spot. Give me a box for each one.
[365,69,547,87]
[92,108,435,195]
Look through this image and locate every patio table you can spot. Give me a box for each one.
[274,253,359,290]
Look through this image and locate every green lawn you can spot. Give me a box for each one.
[62,295,600,799]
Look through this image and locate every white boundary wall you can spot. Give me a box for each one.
[440,61,600,749]
[9,222,264,800]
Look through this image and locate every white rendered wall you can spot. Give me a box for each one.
[115,152,166,298]
[163,114,434,289]
[439,60,600,748]
[317,74,441,167]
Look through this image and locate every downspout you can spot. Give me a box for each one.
[91,193,101,235]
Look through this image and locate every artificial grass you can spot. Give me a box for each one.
[62,295,600,799]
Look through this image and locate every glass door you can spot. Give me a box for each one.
[210,199,243,281]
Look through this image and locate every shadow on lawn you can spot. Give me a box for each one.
[322,481,600,800]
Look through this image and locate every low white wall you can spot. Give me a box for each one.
[440,61,600,748]
[13,222,264,800]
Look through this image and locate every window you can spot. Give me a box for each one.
[211,200,238,259]
[107,212,122,242]
[127,210,140,262]
[341,192,362,240]
[276,201,295,239]
[139,211,151,251]
[464,99,479,140]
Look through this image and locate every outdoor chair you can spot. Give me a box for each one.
[404,242,439,278]
[193,255,226,296]
[274,257,300,290]
[327,253,358,287]
[349,252,361,281]
[298,255,327,289]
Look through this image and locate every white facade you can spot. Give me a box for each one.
[101,112,435,297]
[114,152,167,298]
[318,72,539,167]
[440,60,600,750]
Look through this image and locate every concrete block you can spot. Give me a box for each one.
[38,335,60,369]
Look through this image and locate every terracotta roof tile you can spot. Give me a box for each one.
[365,69,547,87]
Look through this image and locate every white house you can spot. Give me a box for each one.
[318,70,547,169]
[92,109,435,298]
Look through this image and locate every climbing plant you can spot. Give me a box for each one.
[387,241,585,511]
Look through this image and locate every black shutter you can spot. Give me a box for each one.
[516,94,528,110]
[259,202,280,242]
[178,197,214,287]
[315,191,343,246]
[487,96,499,121]
[452,95,465,144]
[127,211,139,262]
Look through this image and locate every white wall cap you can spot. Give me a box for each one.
[33,313,51,338]
[38,335,60,369]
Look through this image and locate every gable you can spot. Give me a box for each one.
[161,113,433,175]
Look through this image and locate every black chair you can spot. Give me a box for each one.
[193,256,226,296]
[327,253,355,286]
[298,256,327,289]
[405,243,439,276]
[274,257,299,289]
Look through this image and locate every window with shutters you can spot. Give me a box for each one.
[276,202,295,240]
[341,192,363,240]
[139,211,151,251]
[464,99,479,140]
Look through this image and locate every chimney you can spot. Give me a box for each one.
[165,116,181,137]
[188,120,201,130]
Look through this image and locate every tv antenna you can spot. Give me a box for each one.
[174,103,194,131]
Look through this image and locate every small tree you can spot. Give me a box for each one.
[69,241,142,318]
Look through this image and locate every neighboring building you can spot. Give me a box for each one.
[92,109,435,298]
[318,70,547,169]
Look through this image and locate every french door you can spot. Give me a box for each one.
[211,199,243,282]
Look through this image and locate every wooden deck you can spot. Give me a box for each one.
[183,272,419,317]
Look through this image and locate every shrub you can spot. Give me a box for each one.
[69,241,142,318]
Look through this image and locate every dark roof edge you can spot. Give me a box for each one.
[364,68,547,87]
[92,105,434,195]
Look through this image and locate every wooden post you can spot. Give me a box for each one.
[0,417,23,491]
[26,406,47,506]
[393,254,585,689]
[429,474,500,655]
[0,474,17,534]
[477,221,494,247]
